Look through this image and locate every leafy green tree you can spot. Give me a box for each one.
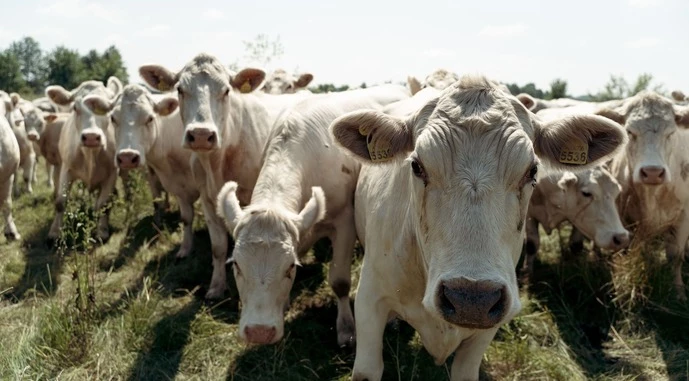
[310,83,350,93]
[505,83,545,98]
[0,50,27,92]
[46,46,85,90]
[547,79,568,99]
[7,37,46,94]
[589,73,664,101]
[82,46,128,84]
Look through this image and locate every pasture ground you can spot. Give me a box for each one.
[0,164,688,381]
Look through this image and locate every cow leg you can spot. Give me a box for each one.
[23,152,35,194]
[46,163,54,189]
[522,217,540,278]
[328,206,357,349]
[450,328,499,381]
[146,168,164,226]
[48,168,73,241]
[95,172,117,241]
[1,174,19,241]
[202,196,228,299]
[51,164,60,200]
[175,196,195,259]
[351,272,389,381]
[568,227,585,255]
[12,168,20,197]
[665,215,689,301]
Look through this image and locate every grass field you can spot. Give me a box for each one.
[0,163,688,381]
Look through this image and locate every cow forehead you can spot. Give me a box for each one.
[236,208,299,243]
[180,55,229,87]
[626,93,676,132]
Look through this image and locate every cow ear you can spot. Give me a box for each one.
[46,85,73,107]
[106,76,123,96]
[294,73,313,89]
[556,171,578,189]
[9,93,21,108]
[3,100,12,114]
[296,187,326,233]
[671,90,686,102]
[407,76,423,95]
[82,95,114,116]
[516,93,536,111]
[331,110,413,164]
[534,114,626,170]
[154,97,178,117]
[230,68,266,93]
[674,105,689,128]
[217,181,244,237]
[595,107,626,125]
[44,114,59,123]
[139,65,178,92]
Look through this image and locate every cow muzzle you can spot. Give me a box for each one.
[116,150,141,169]
[27,132,39,141]
[81,132,103,148]
[437,277,507,329]
[639,166,666,185]
[184,126,218,151]
[244,324,278,345]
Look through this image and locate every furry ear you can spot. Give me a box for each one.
[407,76,423,95]
[294,73,314,89]
[216,181,244,237]
[9,93,21,108]
[82,94,115,116]
[671,90,686,102]
[516,93,536,111]
[230,68,266,93]
[674,105,689,128]
[595,107,626,125]
[44,114,59,123]
[46,85,73,106]
[106,76,123,96]
[154,97,179,117]
[139,64,179,92]
[296,187,326,233]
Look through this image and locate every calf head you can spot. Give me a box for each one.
[216,182,326,344]
[548,167,629,250]
[139,54,265,152]
[22,107,52,141]
[84,85,178,169]
[597,91,689,186]
[262,69,313,95]
[332,75,625,330]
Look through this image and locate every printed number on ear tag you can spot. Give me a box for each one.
[360,126,392,163]
[559,140,588,165]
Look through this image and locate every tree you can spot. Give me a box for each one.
[7,37,46,94]
[310,83,350,93]
[46,46,85,90]
[505,83,545,99]
[0,50,27,92]
[548,79,568,99]
[589,73,664,101]
[242,34,284,68]
[82,46,128,84]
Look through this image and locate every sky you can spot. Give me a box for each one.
[2,0,687,96]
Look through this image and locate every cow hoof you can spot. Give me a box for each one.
[352,374,371,381]
[4,232,20,241]
[337,319,357,351]
[45,237,57,247]
[205,288,225,300]
[175,248,190,260]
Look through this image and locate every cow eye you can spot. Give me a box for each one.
[411,158,428,185]
[627,130,636,140]
[146,116,154,125]
[230,260,241,276]
[522,164,538,188]
[177,88,184,97]
[286,263,296,279]
[222,88,230,97]
[581,190,592,198]
[110,115,117,125]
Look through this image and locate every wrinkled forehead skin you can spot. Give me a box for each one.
[72,80,115,103]
[579,166,619,191]
[178,53,230,90]
[119,84,156,114]
[623,91,676,133]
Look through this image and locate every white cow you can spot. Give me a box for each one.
[522,166,630,275]
[83,84,200,258]
[23,105,58,189]
[2,93,36,194]
[45,77,122,242]
[0,97,21,240]
[261,69,314,94]
[215,84,410,347]
[407,69,460,95]
[139,53,313,299]
[597,91,689,300]
[330,75,626,381]
[35,113,66,200]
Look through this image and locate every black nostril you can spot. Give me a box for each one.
[186,133,195,143]
[132,156,139,164]
[659,169,666,178]
[81,135,86,142]
[488,290,506,321]
[116,157,122,164]
[613,236,621,245]
[439,284,456,316]
[95,135,101,142]
[208,133,216,143]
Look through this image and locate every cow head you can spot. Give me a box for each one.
[84,84,178,170]
[597,91,689,186]
[23,107,47,142]
[216,182,326,345]
[547,167,629,250]
[331,75,625,330]
[139,54,265,152]
[262,69,314,95]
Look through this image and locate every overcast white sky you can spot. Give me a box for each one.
[2,0,686,96]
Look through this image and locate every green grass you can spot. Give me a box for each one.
[1,163,688,380]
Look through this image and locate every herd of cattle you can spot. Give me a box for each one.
[1,53,688,380]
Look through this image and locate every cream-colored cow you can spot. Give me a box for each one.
[261,69,314,94]
[0,97,21,240]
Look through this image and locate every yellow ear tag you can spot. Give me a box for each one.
[239,81,252,94]
[94,106,107,116]
[359,126,392,163]
[559,139,588,165]
[157,82,170,92]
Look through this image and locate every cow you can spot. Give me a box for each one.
[34,113,67,200]
[407,69,460,95]
[214,83,410,347]
[83,84,200,258]
[1,93,36,195]
[45,77,122,242]
[23,105,59,189]
[522,166,630,276]
[139,53,314,299]
[261,69,314,95]
[596,91,689,300]
[329,75,626,381]
[0,97,21,241]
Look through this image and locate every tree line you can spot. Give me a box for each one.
[0,37,128,98]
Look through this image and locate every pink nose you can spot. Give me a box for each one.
[639,166,665,185]
[116,151,141,169]
[244,325,277,345]
[27,132,39,141]
[81,132,101,148]
[184,127,217,151]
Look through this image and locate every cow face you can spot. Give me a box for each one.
[262,69,314,95]
[549,167,629,250]
[23,108,46,142]
[597,91,689,186]
[332,75,626,330]
[84,85,178,170]
[139,54,265,152]
[216,182,325,345]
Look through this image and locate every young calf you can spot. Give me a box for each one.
[330,75,626,381]
[83,84,199,258]
[216,84,410,348]
[522,166,630,276]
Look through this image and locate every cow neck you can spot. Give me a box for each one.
[249,143,305,215]
[148,113,184,167]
